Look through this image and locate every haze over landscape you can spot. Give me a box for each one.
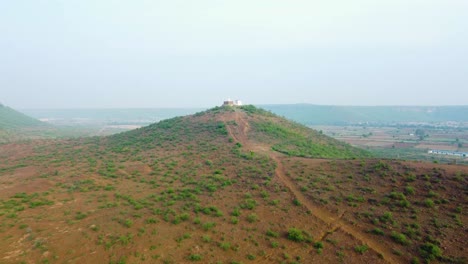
[1,0,468,108]
[1,1,467,264]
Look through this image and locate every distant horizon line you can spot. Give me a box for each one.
[16,103,468,110]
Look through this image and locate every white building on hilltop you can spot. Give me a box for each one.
[223,98,243,106]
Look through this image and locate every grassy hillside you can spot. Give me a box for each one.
[0,104,54,144]
[240,105,370,159]
[283,158,467,264]
[262,104,468,125]
[0,104,45,129]
[0,105,466,264]
[107,105,368,159]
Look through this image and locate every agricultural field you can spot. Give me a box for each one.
[312,125,468,164]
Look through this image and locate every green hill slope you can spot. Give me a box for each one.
[0,104,45,129]
[240,105,370,158]
[108,105,369,159]
[1,105,466,264]
[0,104,55,144]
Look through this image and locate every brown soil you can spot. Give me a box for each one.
[224,111,401,263]
[0,109,466,264]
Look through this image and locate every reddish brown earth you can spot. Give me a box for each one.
[0,108,466,264]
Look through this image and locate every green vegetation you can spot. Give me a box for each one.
[259,122,368,158]
[424,199,435,208]
[0,105,466,263]
[187,254,202,261]
[391,232,410,245]
[354,245,368,254]
[287,228,312,243]
[0,104,54,143]
[249,108,370,159]
[420,243,442,262]
[370,228,385,236]
[0,105,45,129]
[246,213,258,223]
[266,229,279,238]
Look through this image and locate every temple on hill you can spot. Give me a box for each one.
[223,99,243,106]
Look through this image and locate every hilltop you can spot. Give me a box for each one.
[107,105,369,159]
[0,105,466,264]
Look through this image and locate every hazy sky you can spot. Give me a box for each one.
[1,0,467,108]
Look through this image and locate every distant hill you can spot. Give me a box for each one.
[21,108,205,126]
[261,104,468,125]
[21,105,468,128]
[0,104,60,144]
[0,104,45,129]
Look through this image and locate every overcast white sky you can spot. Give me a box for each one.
[1,0,467,108]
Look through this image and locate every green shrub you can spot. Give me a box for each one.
[75,212,87,220]
[380,212,393,223]
[202,222,216,230]
[314,241,324,249]
[246,213,258,223]
[292,199,301,206]
[146,218,158,224]
[370,228,384,236]
[188,254,202,261]
[389,192,406,201]
[420,243,442,262]
[240,199,257,210]
[424,199,435,208]
[231,207,241,216]
[287,228,305,242]
[124,219,133,228]
[405,186,415,195]
[391,232,409,245]
[354,245,368,254]
[405,174,417,182]
[266,229,279,238]
[219,242,231,251]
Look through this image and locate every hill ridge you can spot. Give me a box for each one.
[222,110,400,263]
[107,105,369,159]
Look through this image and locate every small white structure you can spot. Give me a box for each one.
[223,98,243,107]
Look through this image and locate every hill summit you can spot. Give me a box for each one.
[109,105,369,159]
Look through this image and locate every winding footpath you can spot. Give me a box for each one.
[223,111,401,264]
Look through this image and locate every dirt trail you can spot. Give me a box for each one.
[224,111,401,264]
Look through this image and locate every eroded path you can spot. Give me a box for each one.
[223,111,401,264]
